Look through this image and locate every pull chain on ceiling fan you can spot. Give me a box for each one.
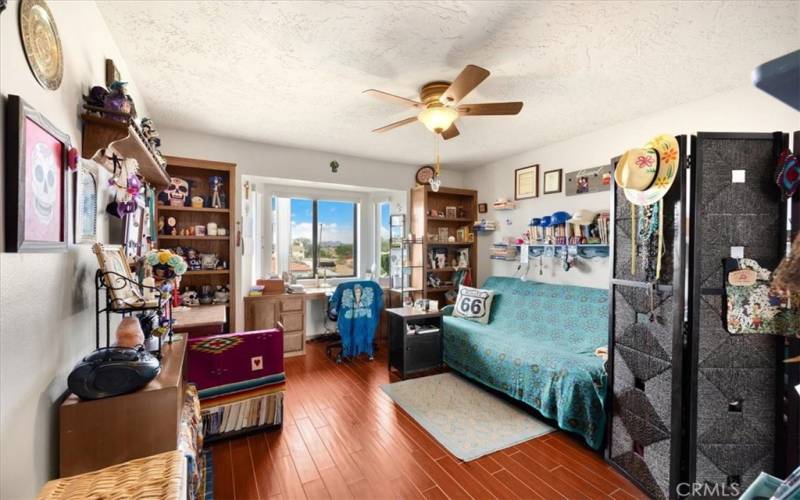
[364,64,524,141]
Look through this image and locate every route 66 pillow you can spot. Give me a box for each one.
[453,286,495,324]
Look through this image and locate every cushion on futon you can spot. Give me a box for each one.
[442,276,609,450]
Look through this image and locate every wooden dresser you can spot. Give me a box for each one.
[59,335,187,477]
[244,293,306,356]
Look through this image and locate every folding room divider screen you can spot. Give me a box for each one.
[607,132,798,499]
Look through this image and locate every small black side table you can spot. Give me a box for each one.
[387,307,443,379]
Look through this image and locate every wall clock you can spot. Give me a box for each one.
[19,0,63,91]
[415,165,435,185]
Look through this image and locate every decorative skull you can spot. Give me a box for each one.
[31,142,57,224]
[164,177,189,207]
[182,289,199,307]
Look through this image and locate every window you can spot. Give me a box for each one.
[317,200,357,277]
[378,202,391,278]
[272,196,358,279]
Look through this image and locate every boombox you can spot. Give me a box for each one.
[67,346,160,400]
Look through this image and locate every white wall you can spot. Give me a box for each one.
[0,2,150,497]
[159,128,464,327]
[464,85,800,288]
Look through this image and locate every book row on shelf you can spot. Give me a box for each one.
[201,390,284,438]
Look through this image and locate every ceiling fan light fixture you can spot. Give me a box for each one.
[418,106,459,134]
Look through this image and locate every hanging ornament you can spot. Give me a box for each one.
[430,134,442,192]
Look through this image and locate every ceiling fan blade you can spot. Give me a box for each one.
[363,89,424,108]
[440,64,490,105]
[372,116,418,133]
[441,123,460,140]
[457,102,523,116]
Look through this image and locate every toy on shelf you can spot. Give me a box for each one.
[209,175,225,208]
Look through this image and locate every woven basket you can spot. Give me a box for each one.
[38,451,185,500]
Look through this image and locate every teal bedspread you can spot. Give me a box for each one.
[442,276,609,450]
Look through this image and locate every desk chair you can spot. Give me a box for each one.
[325,280,384,363]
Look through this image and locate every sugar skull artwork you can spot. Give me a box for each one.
[24,118,63,242]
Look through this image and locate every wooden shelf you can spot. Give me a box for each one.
[158,235,230,241]
[428,267,469,273]
[183,270,230,276]
[157,206,230,214]
[80,113,170,187]
[425,241,473,246]
[426,286,454,293]
[427,217,472,223]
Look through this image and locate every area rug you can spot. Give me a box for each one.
[380,372,553,461]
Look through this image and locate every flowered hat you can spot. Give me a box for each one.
[615,134,680,206]
[776,149,799,200]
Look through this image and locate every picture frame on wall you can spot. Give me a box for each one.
[74,159,99,244]
[477,203,487,214]
[4,94,71,252]
[543,168,563,194]
[515,164,538,200]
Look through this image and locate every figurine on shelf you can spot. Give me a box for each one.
[160,177,190,207]
[140,117,161,148]
[213,285,230,304]
[162,216,177,235]
[216,259,228,270]
[199,285,214,305]
[209,175,224,208]
[103,81,135,122]
[83,85,108,108]
[186,248,201,271]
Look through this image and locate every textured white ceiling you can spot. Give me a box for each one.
[97,1,799,170]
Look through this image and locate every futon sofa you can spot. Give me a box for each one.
[442,276,609,450]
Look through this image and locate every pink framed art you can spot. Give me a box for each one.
[4,95,71,252]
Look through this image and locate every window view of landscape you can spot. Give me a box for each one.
[317,200,356,277]
[289,198,314,277]
[286,198,357,278]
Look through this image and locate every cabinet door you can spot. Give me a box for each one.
[245,298,277,331]
[280,311,303,332]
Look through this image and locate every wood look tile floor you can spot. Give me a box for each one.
[211,341,646,500]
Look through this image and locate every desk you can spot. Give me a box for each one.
[172,304,227,337]
[244,286,392,356]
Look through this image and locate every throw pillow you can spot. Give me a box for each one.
[452,286,495,324]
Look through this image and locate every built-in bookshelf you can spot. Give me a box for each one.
[155,156,237,331]
[409,185,478,304]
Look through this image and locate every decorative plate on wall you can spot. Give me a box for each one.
[415,165,435,185]
[19,0,63,91]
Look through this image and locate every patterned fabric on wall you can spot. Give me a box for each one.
[608,140,684,500]
[690,134,781,489]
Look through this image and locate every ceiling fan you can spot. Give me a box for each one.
[364,64,523,140]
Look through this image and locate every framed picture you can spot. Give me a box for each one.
[105,58,121,87]
[445,206,457,219]
[515,165,538,200]
[4,95,70,252]
[74,159,99,244]
[92,243,144,308]
[543,168,563,194]
[477,203,487,214]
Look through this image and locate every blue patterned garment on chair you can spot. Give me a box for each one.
[329,280,384,358]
